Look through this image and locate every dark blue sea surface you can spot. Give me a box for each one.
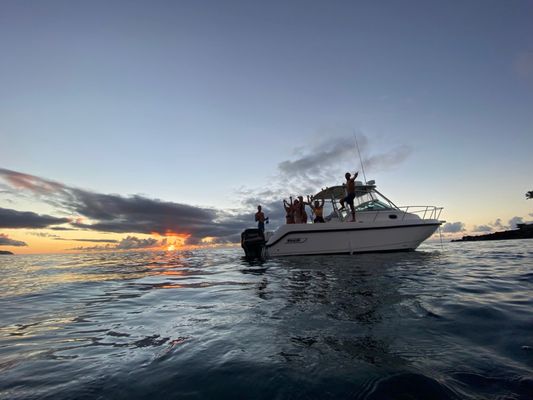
[1,241,532,399]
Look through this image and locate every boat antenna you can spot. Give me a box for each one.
[353,132,368,183]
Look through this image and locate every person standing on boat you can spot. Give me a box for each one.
[292,199,302,223]
[339,171,359,222]
[283,197,295,224]
[255,205,266,235]
[297,196,308,224]
[309,196,325,223]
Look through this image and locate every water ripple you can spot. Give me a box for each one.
[1,242,532,399]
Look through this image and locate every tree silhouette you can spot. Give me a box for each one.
[527,191,533,200]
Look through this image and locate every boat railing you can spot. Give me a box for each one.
[396,206,443,221]
[328,201,443,223]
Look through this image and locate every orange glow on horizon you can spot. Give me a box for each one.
[0,228,238,255]
[151,231,190,251]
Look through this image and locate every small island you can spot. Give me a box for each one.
[452,223,533,242]
[0,250,14,255]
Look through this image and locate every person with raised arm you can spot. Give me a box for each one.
[339,171,359,222]
[308,195,325,223]
[297,195,308,224]
[283,197,295,224]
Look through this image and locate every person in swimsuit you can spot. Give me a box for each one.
[292,199,302,224]
[309,197,325,223]
[297,196,308,224]
[339,171,359,222]
[283,197,295,224]
[292,199,307,224]
[255,205,266,234]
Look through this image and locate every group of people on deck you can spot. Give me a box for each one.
[282,171,359,224]
[283,195,325,224]
[254,170,359,233]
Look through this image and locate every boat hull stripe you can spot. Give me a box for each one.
[265,223,441,248]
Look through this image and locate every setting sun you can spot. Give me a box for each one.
[166,244,176,251]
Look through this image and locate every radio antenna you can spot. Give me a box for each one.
[354,132,368,183]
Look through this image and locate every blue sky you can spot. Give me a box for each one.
[1,0,532,251]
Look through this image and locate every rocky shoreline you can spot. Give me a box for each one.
[452,223,533,242]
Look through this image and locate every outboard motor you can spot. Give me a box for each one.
[241,229,266,259]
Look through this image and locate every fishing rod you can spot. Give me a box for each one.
[353,132,368,183]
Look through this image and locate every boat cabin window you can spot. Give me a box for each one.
[354,200,394,212]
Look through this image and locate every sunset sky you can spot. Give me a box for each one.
[1,1,532,253]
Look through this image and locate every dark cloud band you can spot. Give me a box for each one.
[53,238,119,243]
[0,207,69,229]
[0,168,250,243]
[0,234,27,247]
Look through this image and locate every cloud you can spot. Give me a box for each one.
[70,235,162,251]
[474,216,532,232]
[0,234,27,247]
[490,218,504,229]
[364,145,412,171]
[0,168,249,243]
[508,216,524,229]
[0,134,413,246]
[234,133,413,214]
[276,135,411,192]
[233,195,286,228]
[0,168,64,195]
[472,225,493,233]
[28,232,60,238]
[0,207,70,229]
[68,244,114,251]
[66,192,248,241]
[442,222,465,233]
[116,236,159,249]
[53,238,119,243]
[67,190,227,235]
[277,136,356,187]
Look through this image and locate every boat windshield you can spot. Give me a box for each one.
[353,190,398,210]
[354,199,395,211]
[308,181,399,221]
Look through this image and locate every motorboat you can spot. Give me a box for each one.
[241,179,444,257]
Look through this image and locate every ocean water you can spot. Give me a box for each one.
[0,241,532,400]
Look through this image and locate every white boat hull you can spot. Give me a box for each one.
[265,220,440,256]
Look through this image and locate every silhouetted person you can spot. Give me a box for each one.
[339,171,359,222]
[309,197,325,223]
[283,197,295,224]
[292,199,302,223]
[255,205,266,235]
[297,196,308,224]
